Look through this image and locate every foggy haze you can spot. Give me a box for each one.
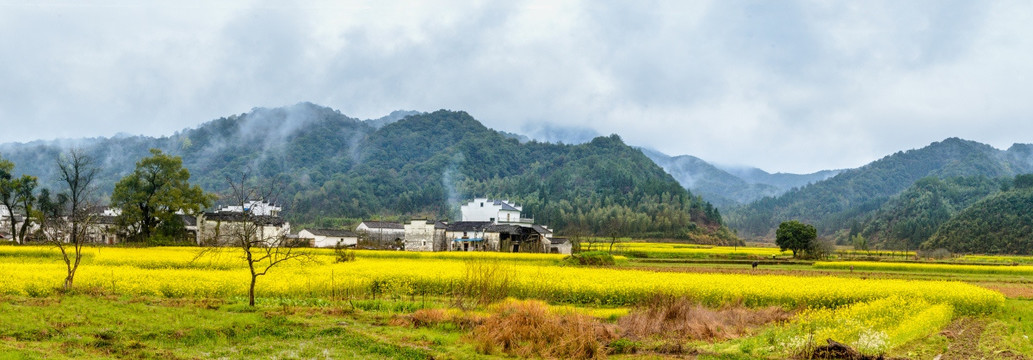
[2,1,1033,173]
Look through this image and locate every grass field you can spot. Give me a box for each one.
[0,244,1027,359]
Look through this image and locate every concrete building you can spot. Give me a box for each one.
[403,219,447,251]
[460,198,532,224]
[355,221,405,249]
[298,228,359,248]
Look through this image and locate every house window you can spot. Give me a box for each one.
[490,217,495,222]
[463,231,468,237]
[480,202,484,207]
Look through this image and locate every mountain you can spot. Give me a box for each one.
[922,177,1033,254]
[363,110,423,129]
[856,176,1006,250]
[728,138,1033,240]
[0,103,734,242]
[640,149,840,208]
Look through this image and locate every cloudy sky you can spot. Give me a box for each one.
[2,0,1032,173]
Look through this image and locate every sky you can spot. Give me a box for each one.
[1,0,1032,173]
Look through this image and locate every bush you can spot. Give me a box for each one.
[470,299,615,359]
[563,251,616,266]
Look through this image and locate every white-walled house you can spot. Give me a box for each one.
[216,201,281,216]
[197,212,290,246]
[299,229,359,248]
[403,219,447,251]
[549,238,572,255]
[445,221,493,251]
[355,221,405,249]
[460,198,532,224]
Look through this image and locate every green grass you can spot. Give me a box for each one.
[0,295,443,359]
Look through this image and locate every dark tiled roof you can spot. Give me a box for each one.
[203,212,286,226]
[360,221,404,230]
[305,228,358,237]
[180,214,197,226]
[550,238,570,245]
[434,221,447,229]
[484,224,523,233]
[446,221,492,232]
[532,224,552,235]
[94,215,118,225]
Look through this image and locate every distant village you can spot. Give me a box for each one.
[0,198,572,255]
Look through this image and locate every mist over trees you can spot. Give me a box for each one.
[0,103,734,242]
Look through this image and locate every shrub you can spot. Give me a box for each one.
[564,251,616,266]
[618,297,791,342]
[470,299,616,359]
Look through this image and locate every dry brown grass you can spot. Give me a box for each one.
[470,299,617,359]
[391,307,488,330]
[619,297,791,342]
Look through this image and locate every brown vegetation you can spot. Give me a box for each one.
[619,297,791,342]
[470,300,616,359]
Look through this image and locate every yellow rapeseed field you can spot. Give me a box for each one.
[0,246,1003,315]
[814,261,1033,276]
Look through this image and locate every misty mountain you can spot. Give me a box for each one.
[363,110,423,129]
[728,137,1033,240]
[0,103,733,242]
[640,148,840,208]
[519,124,601,145]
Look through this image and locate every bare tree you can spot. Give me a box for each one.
[198,170,306,306]
[49,149,98,291]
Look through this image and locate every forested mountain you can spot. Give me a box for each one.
[728,138,1033,240]
[641,149,840,208]
[923,176,1033,254]
[0,103,734,242]
[855,176,1006,250]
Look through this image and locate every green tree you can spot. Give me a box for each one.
[0,156,39,244]
[851,233,868,254]
[111,149,214,242]
[775,220,817,258]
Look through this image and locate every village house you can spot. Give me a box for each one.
[459,198,533,224]
[483,224,549,253]
[85,215,121,245]
[215,201,281,216]
[403,219,447,251]
[298,228,359,248]
[196,212,290,246]
[549,238,573,255]
[355,221,405,248]
[446,221,492,251]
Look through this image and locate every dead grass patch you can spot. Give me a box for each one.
[470,299,616,359]
[619,297,791,342]
[391,308,487,330]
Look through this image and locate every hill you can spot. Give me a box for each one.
[856,176,1006,250]
[923,177,1033,254]
[0,103,733,242]
[641,149,839,208]
[728,138,1033,240]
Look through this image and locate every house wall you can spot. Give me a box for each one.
[550,243,572,255]
[356,223,405,244]
[403,220,435,252]
[197,218,289,246]
[446,229,486,251]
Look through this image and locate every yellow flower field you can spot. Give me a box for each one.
[814,261,1033,276]
[0,246,1004,315]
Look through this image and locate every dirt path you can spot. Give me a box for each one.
[939,317,1026,360]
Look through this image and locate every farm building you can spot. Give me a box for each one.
[403,219,447,251]
[355,221,405,249]
[298,228,359,248]
[196,212,290,246]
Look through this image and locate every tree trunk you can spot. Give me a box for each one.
[249,275,257,307]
